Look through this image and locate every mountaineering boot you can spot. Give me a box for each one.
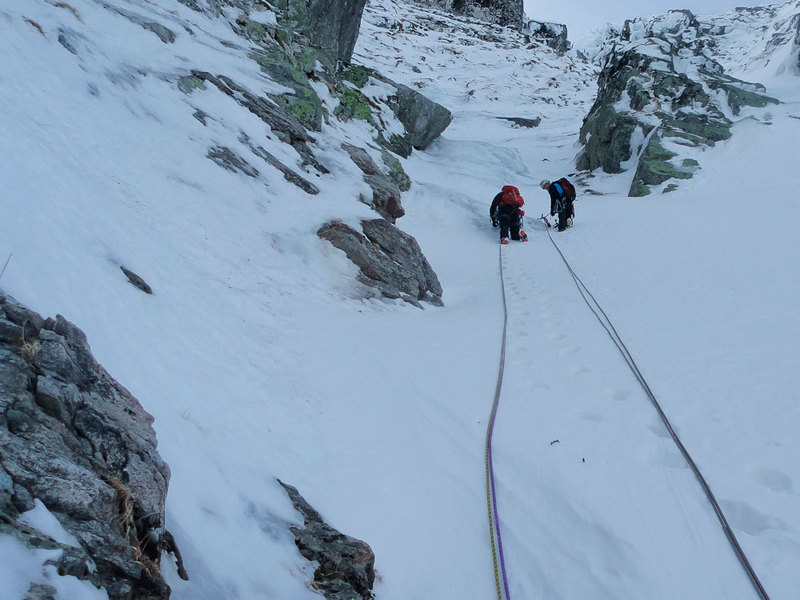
[519,231,528,242]
[501,238,509,245]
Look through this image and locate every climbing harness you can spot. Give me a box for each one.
[542,228,771,600]
[484,246,512,600]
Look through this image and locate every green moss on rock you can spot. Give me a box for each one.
[629,180,651,197]
[335,86,375,124]
[630,136,694,197]
[242,19,274,44]
[381,151,411,191]
[378,134,412,159]
[340,65,371,89]
[177,75,206,94]
[663,112,732,144]
[249,47,324,132]
[713,83,780,115]
[576,106,639,173]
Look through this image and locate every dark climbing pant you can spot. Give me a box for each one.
[498,205,521,240]
[557,200,574,231]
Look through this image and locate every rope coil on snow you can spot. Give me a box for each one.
[544,228,770,600]
[485,246,513,600]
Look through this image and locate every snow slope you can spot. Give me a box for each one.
[2,0,800,598]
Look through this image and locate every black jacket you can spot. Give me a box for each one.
[489,193,503,218]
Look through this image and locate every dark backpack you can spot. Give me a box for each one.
[556,177,576,202]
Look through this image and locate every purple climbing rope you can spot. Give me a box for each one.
[485,246,512,600]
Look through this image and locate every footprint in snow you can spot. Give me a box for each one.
[720,500,792,536]
[577,411,604,422]
[611,388,632,402]
[747,466,794,493]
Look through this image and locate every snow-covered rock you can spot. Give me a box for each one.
[575,9,783,196]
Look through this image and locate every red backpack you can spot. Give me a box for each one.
[501,185,524,207]
[556,177,576,202]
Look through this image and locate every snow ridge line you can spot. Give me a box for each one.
[485,247,513,600]
[543,229,771,600]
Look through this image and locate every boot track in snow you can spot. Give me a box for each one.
[484,228,770,600]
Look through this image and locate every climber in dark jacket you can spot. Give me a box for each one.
[540,179,574,232]
[490,186,527,244]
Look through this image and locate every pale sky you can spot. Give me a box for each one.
[524,0,779,41]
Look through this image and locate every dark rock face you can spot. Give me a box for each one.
[414,0,523,29]
[274,0,369,65]
[577,10,779,196]
[279,480,375,600]
[300,0,369,64]
[523,20,568,54]
[794,13,800,70]
[318,220,443,307]
[0,293,183,599]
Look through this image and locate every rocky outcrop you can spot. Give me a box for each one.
[0,293,184,599]
[318,220,443,307]
[523,20,568,54]
[167,1,450,295]
[412,0,523,29]
[286,0,369,64]
[279,480,375,600]
[576,10,779,196]
[337,65,453,158]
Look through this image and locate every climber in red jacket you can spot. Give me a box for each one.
[490,185,528,244]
